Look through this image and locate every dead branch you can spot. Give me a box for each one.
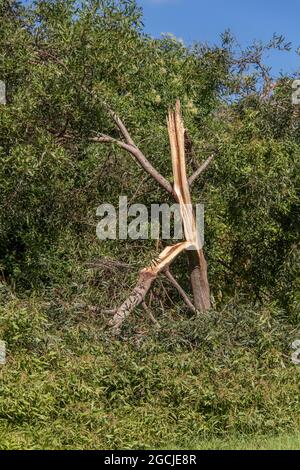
[109,242,190,334]
[164,269,196,313]
[189,155,214,186]
[89,135,174,196]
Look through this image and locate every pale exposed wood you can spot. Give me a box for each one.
[109,242,190,333]
[167,100,211,311]
[167,100,196,244]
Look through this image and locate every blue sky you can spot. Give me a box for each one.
[139,0,299,76]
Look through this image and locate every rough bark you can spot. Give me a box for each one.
[110,271,156,334]
[188,250,210,311]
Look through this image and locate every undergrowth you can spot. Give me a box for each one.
[0,283,299,449]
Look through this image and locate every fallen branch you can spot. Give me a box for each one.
[109,242,191,333]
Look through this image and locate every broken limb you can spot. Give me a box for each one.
[109,242,191,333]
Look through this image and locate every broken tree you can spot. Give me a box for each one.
[94,100,212,332]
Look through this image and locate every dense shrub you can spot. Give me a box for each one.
[0,290,299,449]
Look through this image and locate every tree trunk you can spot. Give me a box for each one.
[188,249,210,311]
[167,101,211,313]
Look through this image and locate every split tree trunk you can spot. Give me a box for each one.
[167,101,211,312]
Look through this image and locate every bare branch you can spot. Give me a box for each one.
[107,108,135,146]
[164,269,196,313]
[90,135,174,196]
[188,155,214,187]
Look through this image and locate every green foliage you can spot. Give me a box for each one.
[0,0,299,449]
[171,433,300,450]
[0,292,299,449]
[0,0,298,314]
[202,105,300,313]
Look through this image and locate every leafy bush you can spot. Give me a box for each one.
[0,292,299,449]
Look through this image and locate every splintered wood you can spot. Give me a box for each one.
[109,101,210,334]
